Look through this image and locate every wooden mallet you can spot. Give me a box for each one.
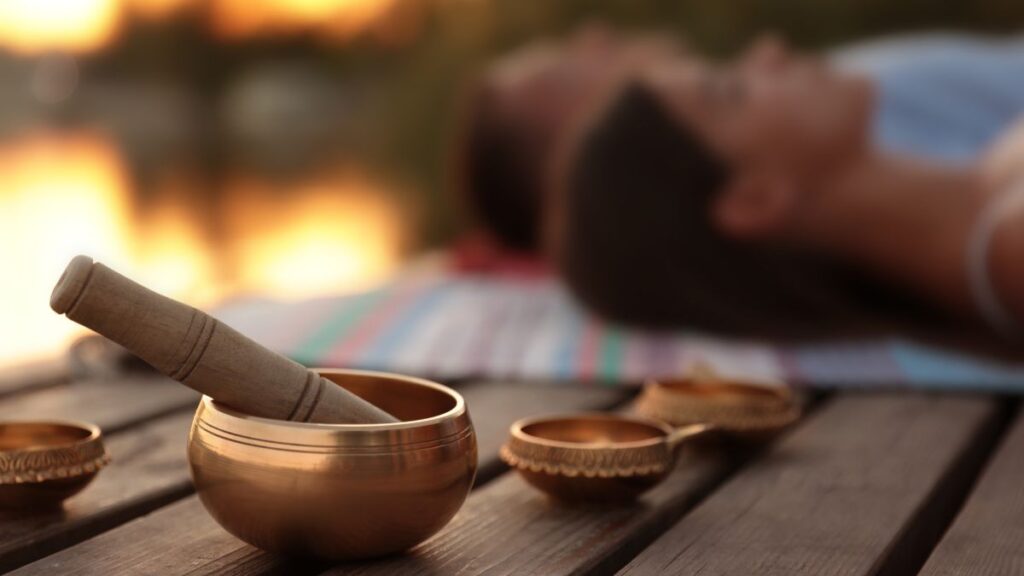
[51,255,398,424]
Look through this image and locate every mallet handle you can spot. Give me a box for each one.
[51,255,398,424]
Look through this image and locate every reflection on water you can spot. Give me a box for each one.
[0,0,397,54]
[0,130,407,367]
[1,132,135,366]
[0,0,122,54]
[134,180,216,301]
[210,0,396,42]
[221,174,407,299]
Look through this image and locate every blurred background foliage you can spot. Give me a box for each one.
[52,0,1024,245]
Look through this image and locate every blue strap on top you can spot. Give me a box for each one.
[834,33,1024,162]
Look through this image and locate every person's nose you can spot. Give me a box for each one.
[741,33,790,72]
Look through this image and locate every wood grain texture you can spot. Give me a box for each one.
[324,391,805,576]
[326,442,743,576]
[11,498,230,576]
[919,407,1024,576]
[0,411,195,572]
[618,392,1003,576]
[10,383,624,575]
[12,497,328,576]
[0,373,198,434]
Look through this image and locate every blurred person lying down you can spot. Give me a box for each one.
[457,27,1024,342]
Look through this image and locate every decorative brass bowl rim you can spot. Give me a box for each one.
[235,369,466,430]
[500,413,676,479]
[635,375,801,432]
[643,374,794,402]
[0,420,110,484]
[634,399,801,431]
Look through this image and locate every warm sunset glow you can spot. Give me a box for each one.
[124,0,195,19]
[221,175,406,299]
[0,0,121,54]
[0,130,407,367]
[0,0,190,54]
[209,0,396,41]
[0,132,135,366]
[134,190,218,304]
[0,0,398,54]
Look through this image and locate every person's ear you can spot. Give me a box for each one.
[711,171,798,239]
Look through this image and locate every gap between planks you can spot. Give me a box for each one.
[0,371,199,435]
[617,392,1011,576]
[0,371,203,573]
[0,411,197,573]
[918,398,1024,576]
[325,394,824,576]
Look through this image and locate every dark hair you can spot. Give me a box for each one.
[458,81,543,252]
[551,82,943,338]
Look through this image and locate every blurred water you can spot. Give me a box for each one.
[0,127,414,368]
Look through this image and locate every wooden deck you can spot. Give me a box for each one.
[2,356,1022,575]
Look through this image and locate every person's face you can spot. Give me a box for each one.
[645,35,873,178]
[488,26,684,154]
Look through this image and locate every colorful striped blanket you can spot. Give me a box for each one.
[216,275,1024,391]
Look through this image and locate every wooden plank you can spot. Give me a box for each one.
[321,391,813,576]
[0,411,196,572]
[618,392,1004,576]
[330,438,743,576]
[10,498,231,576]
[0,369,200,571]
[0,373,198,434]
[919,407,1024,576]
[0,336,145,399]
[11,383,626,576]
[0,357,70,398]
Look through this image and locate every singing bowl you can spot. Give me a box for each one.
[633,375,800,438]
[188,369,477,560]
[0,420,109,509]
[500,413,710,503]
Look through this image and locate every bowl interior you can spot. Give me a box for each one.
[318,371,457,422]
[0,422,92,451]
[521,416,667,445]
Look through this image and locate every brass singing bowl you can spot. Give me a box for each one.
[501,413,710,503]
[188,369,477,560]
[0,420,109,509]
[634,375,800,439]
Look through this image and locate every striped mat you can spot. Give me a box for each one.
[215,275,1024,390]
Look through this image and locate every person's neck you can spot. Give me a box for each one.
[793,149,986,316]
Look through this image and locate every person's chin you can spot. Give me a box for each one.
[844,73,874,119]
[829,73,873,139]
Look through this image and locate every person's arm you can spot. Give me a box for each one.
[989,198,1024,331]
[979,120,1024,334]
[983,118,1024,186]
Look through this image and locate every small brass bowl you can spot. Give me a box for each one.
[188,369,477,560]
[500,413,709,503]
[634,374,800,438]
[0,420,109,509]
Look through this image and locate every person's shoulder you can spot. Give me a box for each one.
[983,118,1024,189]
